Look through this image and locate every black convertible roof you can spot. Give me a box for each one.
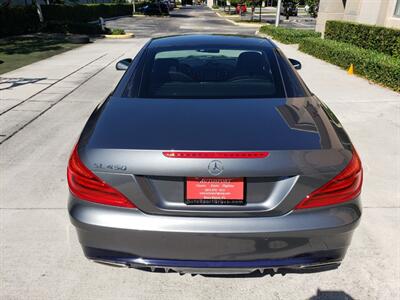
[148,34,276,49]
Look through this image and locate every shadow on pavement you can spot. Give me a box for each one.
[170,13,193,18]
[0,36,66,55]
[0,77,46,90]
[178,5,196,9]
[309,289,355,300]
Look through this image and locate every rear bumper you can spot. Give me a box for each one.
[69,196,361,274]
[83,247,344,275]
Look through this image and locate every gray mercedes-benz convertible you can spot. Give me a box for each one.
[68,35,362,275]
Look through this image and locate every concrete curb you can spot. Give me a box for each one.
[88,15,132,24]
[234,22,263,28]
[104,33,135,39]
[215,11,263,28]
[215,12,238,26]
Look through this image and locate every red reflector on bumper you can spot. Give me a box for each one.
[162,151,269,159]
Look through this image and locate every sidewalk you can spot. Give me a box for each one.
[0,38,148,144]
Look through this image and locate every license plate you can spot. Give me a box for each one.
[185,177,245,205]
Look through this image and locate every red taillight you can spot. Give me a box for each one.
[295,149,363,210]
[67,145,136,208]
[162,151,269,159]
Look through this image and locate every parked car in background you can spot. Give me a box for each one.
[141,1,170,15]
[280,1,298,17]
[181,0,193,5]
[162,0,175,10]
[170,0,177,8]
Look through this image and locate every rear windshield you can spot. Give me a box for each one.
[132,45,287,99]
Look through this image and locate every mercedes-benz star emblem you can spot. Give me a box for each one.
[208,160,223,176]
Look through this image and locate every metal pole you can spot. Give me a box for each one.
[132,0,136,14]
[35,1,44,23]
[275,0,281,27]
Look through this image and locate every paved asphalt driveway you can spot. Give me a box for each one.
[217,6,316,30]
[105,6,256,38]
[1,6,399,300]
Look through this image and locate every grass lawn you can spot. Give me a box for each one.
[0,34,82,75]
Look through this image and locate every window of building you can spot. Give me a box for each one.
[395,0,400,17]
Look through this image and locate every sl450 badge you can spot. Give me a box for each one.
[93,163,127,171]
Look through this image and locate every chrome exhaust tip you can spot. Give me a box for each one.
[92,259,128,268]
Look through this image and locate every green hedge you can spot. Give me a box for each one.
[41,4,133,22]
[0,4,133,37]
[110,28,125,35]
[0,6,40,37]
[299,37,400,92]
[325,21,400,59]
[259,25,321,44]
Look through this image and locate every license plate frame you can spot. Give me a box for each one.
[184,177,246,205]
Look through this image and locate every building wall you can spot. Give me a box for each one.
[384,0,400,27]
[316,0,345,32]
[316,0,400,33]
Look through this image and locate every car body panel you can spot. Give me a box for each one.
[81,97,343,151]
[69,195,360,273]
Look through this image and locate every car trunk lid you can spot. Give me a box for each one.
[79,96,350,216]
